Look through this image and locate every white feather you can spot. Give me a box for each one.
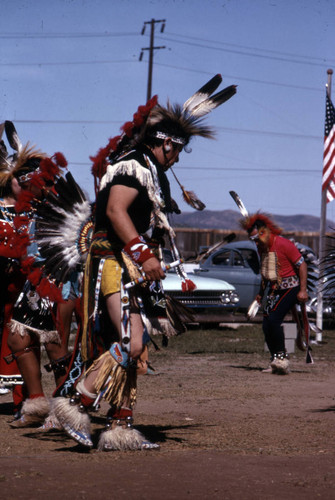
[182,74,223,114]
[229,191,249,218]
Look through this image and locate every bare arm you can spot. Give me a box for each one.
[106,185,139,242]
[297,260,308,303]
[106,184,165,281]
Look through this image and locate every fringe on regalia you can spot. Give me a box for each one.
[85,348,137,408]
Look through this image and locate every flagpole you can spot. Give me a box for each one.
[316,69,333,341]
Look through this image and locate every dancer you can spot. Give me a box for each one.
[54,74,237,450]
[0,122,71,427]
[241,213,308,374]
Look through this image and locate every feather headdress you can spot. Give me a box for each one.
[90,74,236,195]
[145,75,236,145]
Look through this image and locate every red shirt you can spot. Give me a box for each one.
[269,236,302,278]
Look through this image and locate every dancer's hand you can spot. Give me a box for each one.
[142,257,165,281]
[297,289,308,303]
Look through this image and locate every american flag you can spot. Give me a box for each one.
[322,92,335,203]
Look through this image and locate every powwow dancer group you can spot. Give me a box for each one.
[0,72,314,452]
[0,70,320,451]
[0,75,239,451]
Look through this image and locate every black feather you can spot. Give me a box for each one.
[165,295,194,334]
[4,121,21,152]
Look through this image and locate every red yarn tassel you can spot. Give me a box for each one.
[181,279,197,292]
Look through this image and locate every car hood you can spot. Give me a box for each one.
[162,272,236,291]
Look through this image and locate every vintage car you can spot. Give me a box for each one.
[162,249,240,326]
[194,239,331,317]
[194,240,261,311]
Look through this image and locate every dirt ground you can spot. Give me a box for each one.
[1,324,335,500]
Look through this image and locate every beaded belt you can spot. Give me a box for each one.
[279,275,299,290]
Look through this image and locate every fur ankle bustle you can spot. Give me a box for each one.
[98,407,143,451]
[39,401,63,430]
[53,396,91,428]
[98,425,145,451]
[97,407,159,451]
[53,396,92,447]
[271,353,290,375]
[21,396,50,418]
[52,381,96,447]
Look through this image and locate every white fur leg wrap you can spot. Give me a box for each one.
[53,397,91,435]
[22,397,50,417]
[98,426,145,451]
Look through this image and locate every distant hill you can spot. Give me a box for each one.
[170,209,335,232]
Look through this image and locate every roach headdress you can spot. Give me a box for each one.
[240,212,282,235]
[90,74,237,200]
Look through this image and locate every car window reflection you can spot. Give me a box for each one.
[212,251,231,266]
[232,250,244,267]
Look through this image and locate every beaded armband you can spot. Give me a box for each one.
[295,256,304,268]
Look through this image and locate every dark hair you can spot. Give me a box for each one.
[144,119,190,147]
[13,157,41,180]
[247,219,267,234]
[0,177,13,198]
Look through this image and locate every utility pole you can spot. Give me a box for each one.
[316,69,333,341]
[139,19,166,101]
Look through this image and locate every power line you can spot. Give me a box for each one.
[153,62,322,92]
[0,59,134,67]
[158,34,334,68]
[216,126,321,140]
[11,120,322,140]
[10,119,122,124]
[0,58,322,93]
[0,30,325,92]
[1,29,332,66]
[0,31,138,39]
[165,31,334,65]
[1,28,332,70]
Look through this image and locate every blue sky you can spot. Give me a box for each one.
[1,0,335,221]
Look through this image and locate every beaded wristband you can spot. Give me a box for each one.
[123,236,155,265]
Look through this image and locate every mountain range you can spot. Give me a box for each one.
[170,209,335,233]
